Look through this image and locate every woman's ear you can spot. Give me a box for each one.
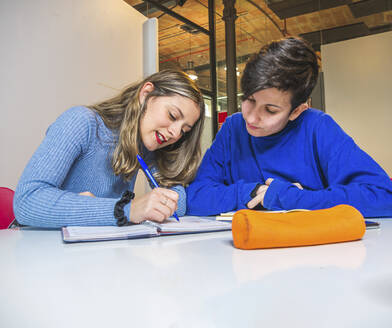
[288,103,309,121]
[138,82,155,104]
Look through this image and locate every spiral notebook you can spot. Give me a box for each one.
[62,216,231,243]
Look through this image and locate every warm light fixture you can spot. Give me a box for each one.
[185,60,198,80]
[184,33,198,81]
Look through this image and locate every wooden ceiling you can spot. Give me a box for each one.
[124,0,392,92]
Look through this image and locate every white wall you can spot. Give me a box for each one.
[0,0,147,189]
[322,31,392,176]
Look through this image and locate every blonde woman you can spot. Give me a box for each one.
[14,70,205,228]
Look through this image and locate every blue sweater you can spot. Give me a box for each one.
[14,106,186,228]
[186,109,392,217]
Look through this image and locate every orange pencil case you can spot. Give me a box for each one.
[232,204,366,250]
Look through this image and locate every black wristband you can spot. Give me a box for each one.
[114,190,135,226]
[250,183,262,199]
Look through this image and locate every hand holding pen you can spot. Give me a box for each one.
[129,154,180,223]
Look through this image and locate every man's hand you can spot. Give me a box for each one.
[247,179,304,209]
[247,178,274,209]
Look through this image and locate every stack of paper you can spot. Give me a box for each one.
[216,209,309,221]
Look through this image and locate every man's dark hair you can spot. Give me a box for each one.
[241,36,319,110]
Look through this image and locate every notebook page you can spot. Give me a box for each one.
[149,216,231,233]
[62,225,158,242]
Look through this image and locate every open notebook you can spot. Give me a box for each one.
[62,216,231,243]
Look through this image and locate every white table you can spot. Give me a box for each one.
[1,220,392,328]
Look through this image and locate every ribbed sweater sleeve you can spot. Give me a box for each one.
[14,108,119,227]
[171,185,186,216]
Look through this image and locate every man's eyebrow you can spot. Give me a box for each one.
[265,103,283,109]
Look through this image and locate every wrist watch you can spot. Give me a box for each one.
[250,183,262,198]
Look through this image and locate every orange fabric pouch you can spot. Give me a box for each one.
[232,204,366,249]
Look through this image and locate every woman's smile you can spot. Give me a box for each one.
[155,131,167,145]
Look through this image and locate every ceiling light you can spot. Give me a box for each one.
[185,61,198,80]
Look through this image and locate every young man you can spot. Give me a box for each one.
[186,36,392,218]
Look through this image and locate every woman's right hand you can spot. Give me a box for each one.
[129,188,179,224]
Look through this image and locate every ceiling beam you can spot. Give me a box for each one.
[266,0,352,19]
[133,0,176,16]
[348,0,392,18]
[300,22,370,50]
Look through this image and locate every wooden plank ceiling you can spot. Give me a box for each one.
[124,0,392,93]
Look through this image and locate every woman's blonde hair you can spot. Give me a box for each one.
[88,69,205,187]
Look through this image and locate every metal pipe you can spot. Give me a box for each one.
[143,0,210,35]
[222,0,238,115]
[208,0,218,137]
